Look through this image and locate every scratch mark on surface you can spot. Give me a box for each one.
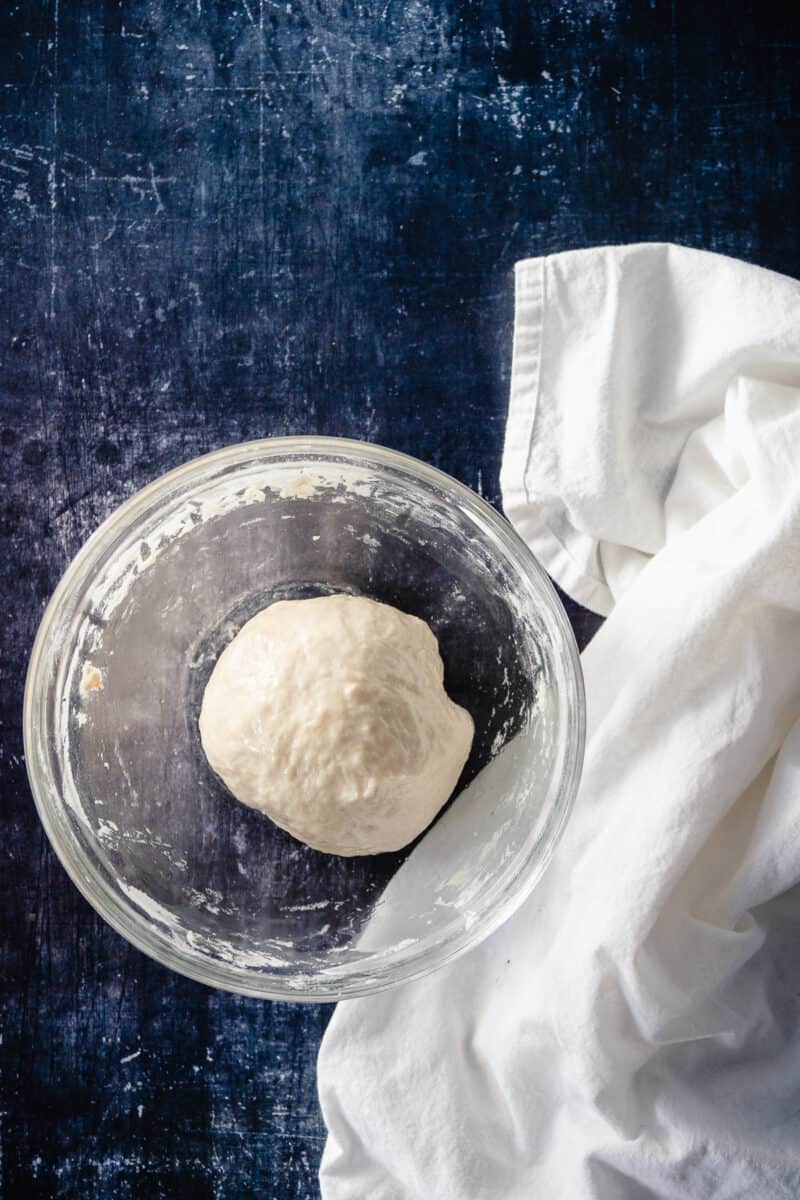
[48,0,60,320]
[148,162,165,213]
[89,215,118,251]
[258,0,265,259]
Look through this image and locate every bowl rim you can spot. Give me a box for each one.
[24,435,586,1002]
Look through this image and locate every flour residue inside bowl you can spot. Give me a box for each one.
[80,662,104,696]
[279,473,318,499]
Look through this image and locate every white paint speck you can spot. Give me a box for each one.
[284,899,329,912]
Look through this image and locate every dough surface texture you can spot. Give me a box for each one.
[199,594,474,855]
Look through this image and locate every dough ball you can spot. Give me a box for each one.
[199,594,474,856]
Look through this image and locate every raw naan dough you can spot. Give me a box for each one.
[199,594,474,855]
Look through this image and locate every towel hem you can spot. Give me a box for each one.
[500,256,614,617]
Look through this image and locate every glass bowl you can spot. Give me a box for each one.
[24,437,584,1001]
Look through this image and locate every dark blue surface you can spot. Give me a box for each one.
[1,1,798,1196]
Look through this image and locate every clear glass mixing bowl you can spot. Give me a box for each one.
[24,437,585,1000]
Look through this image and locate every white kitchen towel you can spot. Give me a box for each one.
[318,243,800,1199]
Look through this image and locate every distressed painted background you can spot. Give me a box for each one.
[1,0,798,1196]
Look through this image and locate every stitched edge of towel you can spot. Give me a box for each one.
[500,256,614,618]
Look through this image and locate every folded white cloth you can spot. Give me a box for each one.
[318,244,800,1199]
